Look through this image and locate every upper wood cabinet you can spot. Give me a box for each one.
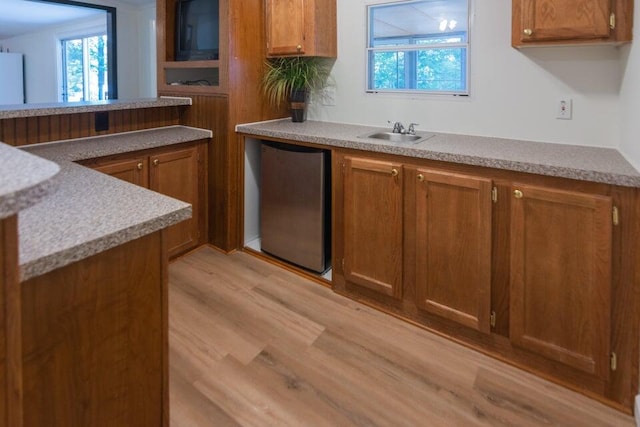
[414,169,493,333]
[341,156,403,299]
[266,0,337,57]
[509,184,613,380]
[512,0,633,47]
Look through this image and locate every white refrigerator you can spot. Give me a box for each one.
[0,52,24,105]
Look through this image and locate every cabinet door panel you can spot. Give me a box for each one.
[343,156,403,299]
[415,170,492,333]
[510,184,612,379]
[266,0,306,55]
[519,0,611,42]
[150,147,200,257]
[93,157,149,188]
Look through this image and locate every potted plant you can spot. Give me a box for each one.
[262,56,332,122]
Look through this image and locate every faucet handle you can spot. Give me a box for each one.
[407,123,420,135]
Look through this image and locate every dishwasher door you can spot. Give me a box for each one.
[260,141,330,273]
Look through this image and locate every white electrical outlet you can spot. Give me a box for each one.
[557,98,572,120]
[321,87,336,106]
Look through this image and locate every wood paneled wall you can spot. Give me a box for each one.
[0,216,22,427]
[21,231,166,426]
[162,94,230,250]
[0,107,183,147]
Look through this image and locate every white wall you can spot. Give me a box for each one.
[137,3,157,98]
[619,1,640,169]
[1,0,156,103]
[308,0,624,148]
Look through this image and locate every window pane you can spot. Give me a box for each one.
[416,47,466,91]
[87,35,108,101]
[64,39,84,102]
[370,51,406,90]
[369,0,468,48]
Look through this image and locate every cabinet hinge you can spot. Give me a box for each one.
[612,206,619,226]
[341,258,345,271]
[610,12,616,30]
[491,187,498,203]
[490,311,496,328]
[342,162,345,174]
[610,352,617,371]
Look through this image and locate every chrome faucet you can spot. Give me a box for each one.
[389,121,405,134]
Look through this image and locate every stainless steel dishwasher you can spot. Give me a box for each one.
[260,141,330,273]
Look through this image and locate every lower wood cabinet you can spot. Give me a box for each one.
[83,142,207,258]
[332,149,637,411]
[414,169,493,333]
[509,183,613,380]
[337,154,493,327]
[92,156,149,187]
[342,156,403,299]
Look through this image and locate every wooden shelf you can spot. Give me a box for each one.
[158,83,227,95]
[163,60,222,69]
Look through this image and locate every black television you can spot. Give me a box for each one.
[175,0,220,61]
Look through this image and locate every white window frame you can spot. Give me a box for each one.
[366,0,471,96]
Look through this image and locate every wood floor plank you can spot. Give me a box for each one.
[170,255,325,349]
[170,361,242,427]
[192,355,327,427]
[471,367,632,427]
[170,284,264,365]
[169,248,636,427]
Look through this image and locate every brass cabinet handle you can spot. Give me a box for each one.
[391,168,399,177]
[296,44,302,51]
[514,189,524,199]
[137,162,143,170]
[152,159,159,166]
[523,28,533,36]
[417,174,424,182]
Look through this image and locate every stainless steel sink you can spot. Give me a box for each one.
[359,131,434,144]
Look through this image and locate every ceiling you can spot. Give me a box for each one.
[0,0,154,40]
[371,0,469,39]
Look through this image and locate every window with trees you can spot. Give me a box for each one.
[367,0,469,95]
[62,34,109,102]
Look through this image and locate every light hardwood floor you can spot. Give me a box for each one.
[169,246,635,427]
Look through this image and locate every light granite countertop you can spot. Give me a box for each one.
[0,143,60,219]
[15,125,212,281]
[0,96,192,119]
[236,119,640,188]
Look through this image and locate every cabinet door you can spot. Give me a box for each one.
[510,184,612,379]
[150,146,200,258]
[515,0,611,43]
[343,156,403,299]
[415,170,492,333]
[266,0,306,55]
[93,157,149,188]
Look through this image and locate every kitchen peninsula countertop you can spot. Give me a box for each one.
[0,96,192,119]
[0,142,59,219]
[236,119,640,187]
[15,125,212,281]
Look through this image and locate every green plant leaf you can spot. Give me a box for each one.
[262,57,332,107]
